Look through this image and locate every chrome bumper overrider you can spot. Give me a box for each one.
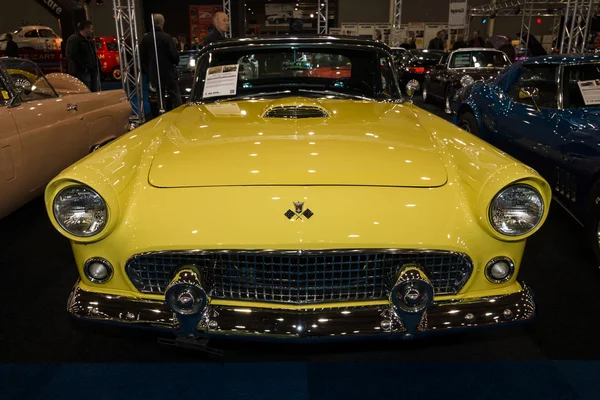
[67,282,535,340]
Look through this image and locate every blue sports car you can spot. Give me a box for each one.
[451,54,600,267]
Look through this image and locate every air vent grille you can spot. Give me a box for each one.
[263,106,329,119]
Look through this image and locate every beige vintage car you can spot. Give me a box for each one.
[0,57,132,219]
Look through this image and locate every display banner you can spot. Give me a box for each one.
[329,28,342,35]
[341,24,358,36]
[265,4,294,26]
[449,0,468,28]
[408,22,425,48]
[358,24,374,39]
[374,24,392,45]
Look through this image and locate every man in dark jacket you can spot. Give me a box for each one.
[468,31,486,47]
[5,33,19,57]
[141,13,181,116]
[500,37,516,61]
[203,12,229,46]
[428,31,445,50]
[66,20,100,92]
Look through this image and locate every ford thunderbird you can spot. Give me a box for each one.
[0,57,131,219]
[45,37,550,343]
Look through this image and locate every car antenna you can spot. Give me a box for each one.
[151,14,166,116]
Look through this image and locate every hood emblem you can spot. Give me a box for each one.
[285,201,314,220]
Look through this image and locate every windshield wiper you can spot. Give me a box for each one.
[297,89,374,101]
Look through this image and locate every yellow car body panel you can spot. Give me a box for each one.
[45,96,551,339]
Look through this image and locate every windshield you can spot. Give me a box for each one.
[450,51,510,69]
[106,42,118,51]
[563,63,600,108]
[190,46,401,102]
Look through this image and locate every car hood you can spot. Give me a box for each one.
[148,97,448,188]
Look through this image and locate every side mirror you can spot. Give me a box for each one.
[519,86,539,100]
[519,86,541,113]
[405,79,420,100]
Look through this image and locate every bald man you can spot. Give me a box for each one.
[203,12,229,46]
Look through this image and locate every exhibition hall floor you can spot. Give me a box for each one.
[2,98,600,399]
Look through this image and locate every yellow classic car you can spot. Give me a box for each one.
[45,37,551,344]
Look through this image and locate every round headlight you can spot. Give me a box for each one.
[490,185,544,236]
[461,75,474,87]
[53,186,108,237]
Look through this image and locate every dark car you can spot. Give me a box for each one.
[422,48,511,113]
[178,49,199,101]
[451,54,600,266]
[396,49,446,86]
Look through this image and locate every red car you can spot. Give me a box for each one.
[94,36,121,80]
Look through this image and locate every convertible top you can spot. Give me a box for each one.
[201,35,391,53]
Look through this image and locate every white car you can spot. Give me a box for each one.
[0,26,62,51]
[266,12,292,24]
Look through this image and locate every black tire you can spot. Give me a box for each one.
[421,80,431,103]
[457,112,479,136]
[587,180,600,270]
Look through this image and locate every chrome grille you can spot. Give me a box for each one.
[125,250,472,303]
[263,106,329,119]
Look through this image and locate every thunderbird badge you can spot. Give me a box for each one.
[285,201,314,220]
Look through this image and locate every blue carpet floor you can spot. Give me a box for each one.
[2,362,600,399]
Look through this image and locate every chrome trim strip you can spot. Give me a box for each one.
[67,281,535,340]
[126,248,472,257]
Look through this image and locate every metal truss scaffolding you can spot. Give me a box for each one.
[392,0,403,28]
[469,0,600,54]
[559,0,595,53]
[113,0,144,125]
[222,0,232,38]
[317,1,329,35]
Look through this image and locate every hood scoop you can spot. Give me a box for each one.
[263,105,329,119]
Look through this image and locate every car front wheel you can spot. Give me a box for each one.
[457,112,479,136]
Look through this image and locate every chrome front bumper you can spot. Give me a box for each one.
[67,282,535,340]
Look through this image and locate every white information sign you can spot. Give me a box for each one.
[577,80,600,105]
[449,0,468,28]
[203,64,239,99]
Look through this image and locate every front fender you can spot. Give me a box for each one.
[451,85,484,129]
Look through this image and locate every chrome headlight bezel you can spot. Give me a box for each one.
[460,75,474,87]
[489,184,544,237]
[52,185,108,238]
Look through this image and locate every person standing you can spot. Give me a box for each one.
[203,12,230,46]
[500,36,516,61]
[452,34,467,50]
[141,13,181,116]
[469,31,485,47]
[5,33,19,58]
[66,20,100,92]
[428,30,445,50]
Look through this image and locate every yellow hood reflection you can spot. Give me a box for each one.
[148,98,448,188]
